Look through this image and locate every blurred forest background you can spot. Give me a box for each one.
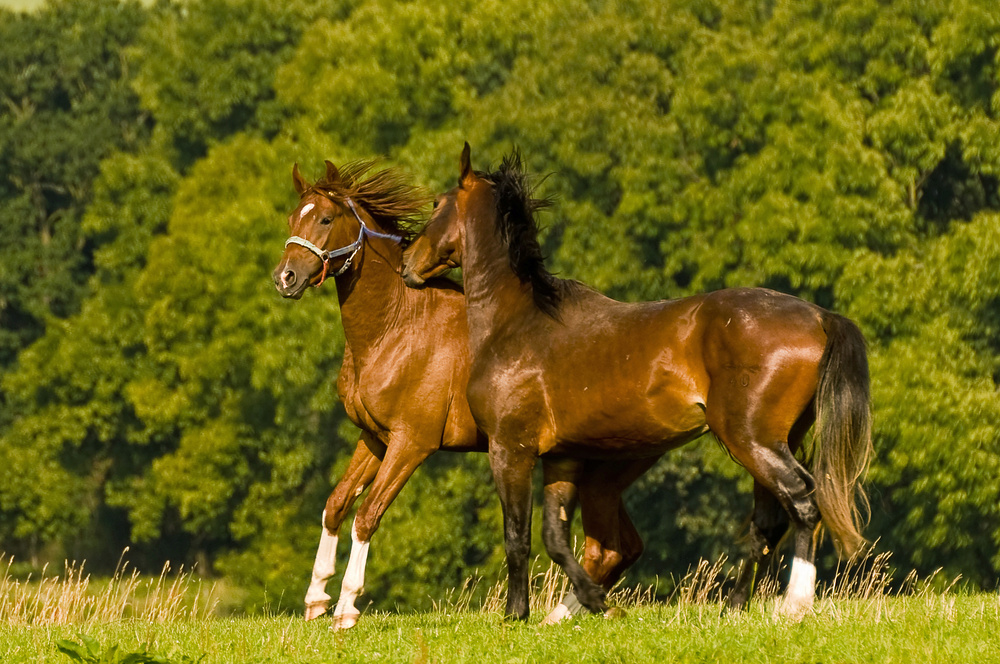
[1,0,999,614]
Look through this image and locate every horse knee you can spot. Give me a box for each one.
[323,496,352,533]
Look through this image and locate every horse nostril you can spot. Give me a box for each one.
[282,269,297,288]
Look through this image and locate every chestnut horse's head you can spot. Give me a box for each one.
[274,160,425,298]
[401,143,480,288]
[274,161,360,298]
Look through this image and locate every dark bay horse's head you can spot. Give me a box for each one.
[273,161,365,299]
[403,143,558,314]
[401,143,482,288]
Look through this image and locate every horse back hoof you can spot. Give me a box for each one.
[774,596,814,622]
[603,607,627,621]
[304,602,329,621]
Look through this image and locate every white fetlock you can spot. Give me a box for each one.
[541,603,572,625]
[328,519,370,632]
[776,594,814,621]
[541,591,584,626]
[776,556,816,621]
[304,513,338,621]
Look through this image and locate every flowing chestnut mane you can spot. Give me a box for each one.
[486,149,561,317]
[311,160,428,247]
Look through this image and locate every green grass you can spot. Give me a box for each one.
[3,594,999,664]
[3,551,997,663]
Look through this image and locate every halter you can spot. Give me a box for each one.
[285,197,401,286]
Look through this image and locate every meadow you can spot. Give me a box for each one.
[3,552,998,664]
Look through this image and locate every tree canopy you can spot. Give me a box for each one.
[1,0,998,611]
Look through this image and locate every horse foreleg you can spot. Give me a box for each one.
[541,459,609,618]
[543,458,653,624]
[489,442,535,621]
[330,517,372,631]
[330,440,435,630]
[305,438,383,620]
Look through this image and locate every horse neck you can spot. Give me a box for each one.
[334,235,406,355]
[460,205,538,351]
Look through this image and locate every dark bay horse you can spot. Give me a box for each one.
[273,160,653,628]
[401,144,872,621]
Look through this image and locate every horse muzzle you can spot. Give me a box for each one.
[273,264,309,299]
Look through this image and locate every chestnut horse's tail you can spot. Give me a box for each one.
[812,313,873,557]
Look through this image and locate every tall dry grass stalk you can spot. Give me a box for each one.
[0,549,220,626]
[438,546,967,619]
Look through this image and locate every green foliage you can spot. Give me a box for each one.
[0,0,150,369]
[2,0,1000,612]
[56,634,203,664]
[130,0,350,169]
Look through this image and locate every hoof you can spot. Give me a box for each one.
[540,603,573,626]
[304,601,330,621]
[330,611,360,631]
[775,596,813,622]
[603,607,627,621]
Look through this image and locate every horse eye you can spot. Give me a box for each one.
[320,217,332,225]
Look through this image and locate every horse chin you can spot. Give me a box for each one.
[275,281,310,300]
[403,275,427,290]
[401,269,428,289]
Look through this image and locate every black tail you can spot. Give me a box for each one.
[813,313,873,556]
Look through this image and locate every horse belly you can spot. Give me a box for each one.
[543,392,708,459]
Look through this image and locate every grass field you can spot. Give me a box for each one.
[3,552,999,664]
[3,594,999,663]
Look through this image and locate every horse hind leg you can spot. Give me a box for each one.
[305,438,383,620]
[728,408,812,611]
[718,433,819,620]
[584,500,644,589]
[726,482,789,611]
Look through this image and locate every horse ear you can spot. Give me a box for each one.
[324,160,341,184]
[459,142,472,185]
[292,163,309,194]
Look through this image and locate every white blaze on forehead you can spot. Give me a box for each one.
[299,202,316,219]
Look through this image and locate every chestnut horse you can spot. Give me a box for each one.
[273,160,654,628]
[401,144,872,621]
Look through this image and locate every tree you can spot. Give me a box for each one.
[0,0,150,372]
[129,0,350,170]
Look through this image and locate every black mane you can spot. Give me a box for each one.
[487,149,560,317]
